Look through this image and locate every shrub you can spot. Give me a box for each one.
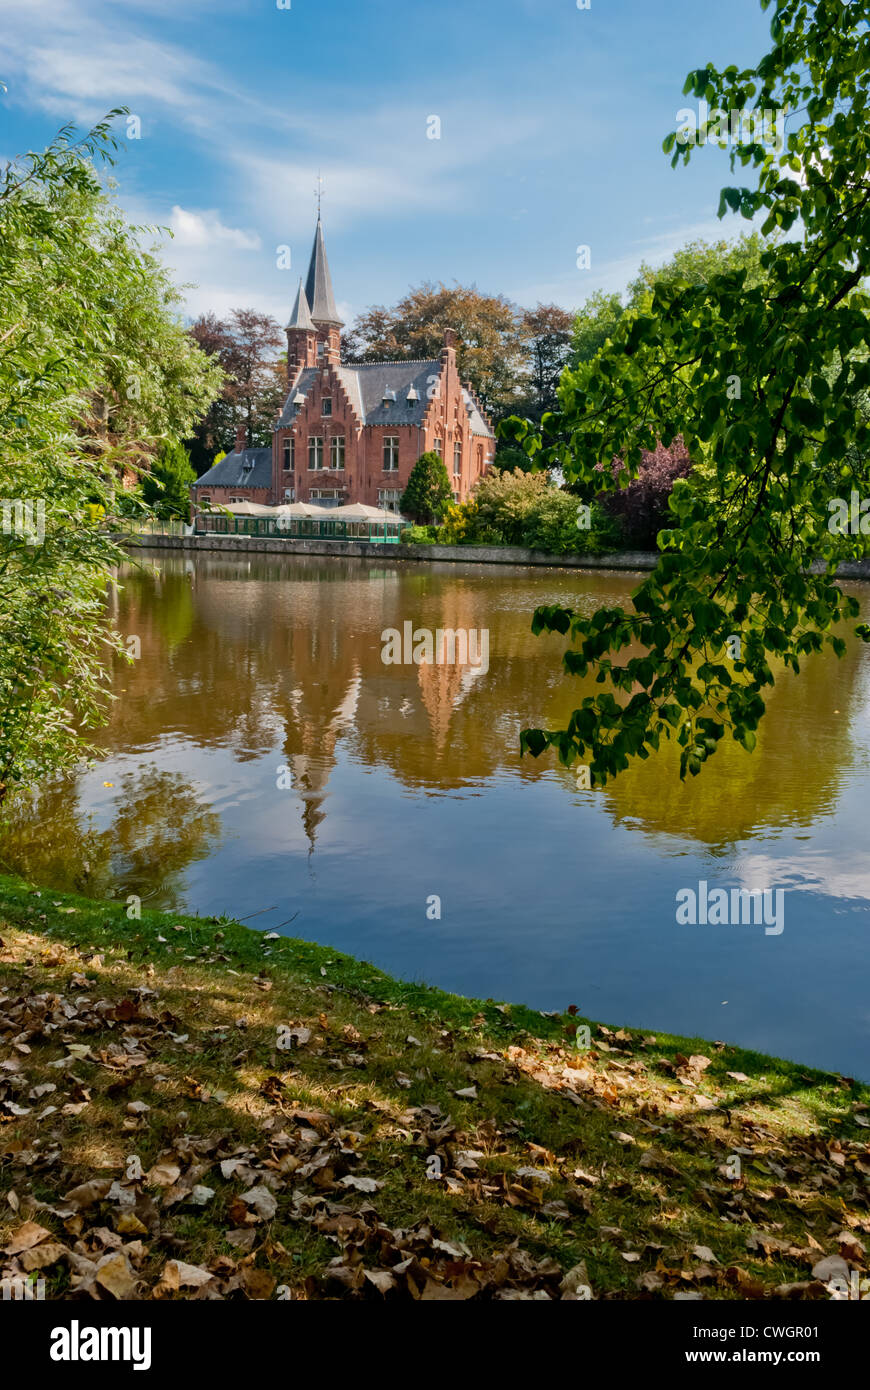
[598,438,691,548]
[400,451,453,523]
[524,493,622,554]
[472,467,552,545]
[432,470,623,553]
[400,524,438,545]
[437,501,494,545]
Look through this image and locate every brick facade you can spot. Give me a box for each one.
[273,330,492,510]
[191,218,495,516]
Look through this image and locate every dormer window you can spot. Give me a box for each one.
[407,386,419,403]
[383,387,396,407]
[321,397,332,417]
[293,390,305,406]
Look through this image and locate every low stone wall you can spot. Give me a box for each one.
[119,532,870,579]
[121,532,660,571]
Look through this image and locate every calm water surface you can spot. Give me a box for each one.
[4,551,870,1077]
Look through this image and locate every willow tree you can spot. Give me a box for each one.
[506,0,870,784]
[0,115,222,806]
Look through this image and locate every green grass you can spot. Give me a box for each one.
[0,871,867,1301]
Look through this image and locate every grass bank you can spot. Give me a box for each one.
[0,873,867,1301]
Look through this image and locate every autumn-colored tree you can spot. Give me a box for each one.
[346,283,526,418]
[187,309,284,472]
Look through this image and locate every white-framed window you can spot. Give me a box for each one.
[308,437,324,470]
[322,397,332,417]
[453,442,462,476]
[199,494,211,505]
[329,436,345,470]
[383,436,399,471]
[310,489,340,507]
[283,438,294,471]
[283,487,295,501]
[228,495,247,503]
[378,488,402,513]
[317,340,325,360]
[434,438,443,457]
[452,491,459,503]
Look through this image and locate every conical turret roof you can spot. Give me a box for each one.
[286,277,315,331]
[304,217,343,327]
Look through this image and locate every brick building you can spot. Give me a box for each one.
[191,216,496,514]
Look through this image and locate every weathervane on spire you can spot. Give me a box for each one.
[314,170,324,219]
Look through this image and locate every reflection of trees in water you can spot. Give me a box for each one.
[575,636,866,849]
[101,555,869,851]
[0,766,221,908]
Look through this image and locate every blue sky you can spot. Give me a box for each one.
[0,0,774,328]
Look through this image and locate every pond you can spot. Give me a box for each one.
[4,549,870,1078]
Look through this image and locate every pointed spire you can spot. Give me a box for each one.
[304,218,343,327]
[286,277,314,331]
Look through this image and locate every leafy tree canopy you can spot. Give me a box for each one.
[570,233,768,369]
[400,451,453,523]
[142,438,196,519]
[0,114,221,807]
[505,0,870,786]
[517,303,576,421]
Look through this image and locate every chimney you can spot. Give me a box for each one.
[234,422,246,453]
[440,328,457,367]
[323,327,341,366]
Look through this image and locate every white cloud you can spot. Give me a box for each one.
[733,851,870,903]
[168,206,260,253]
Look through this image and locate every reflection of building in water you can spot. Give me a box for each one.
[281,670,361,852]
[415,589,488,750]
[417,651,486,752]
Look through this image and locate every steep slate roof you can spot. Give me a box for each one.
[339,360,440,426]
[462,388,495,438]
[286,278,315,331]
[304,218,343,326]
[191,446,273,489]
[275,367,320,428]
[275,360,497,436]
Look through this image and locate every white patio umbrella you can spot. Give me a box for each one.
[332,503,406,522]
[222,500,275,516]
[273,502,330,518]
